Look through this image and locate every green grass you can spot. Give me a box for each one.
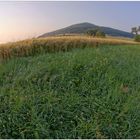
[0,45,140,138]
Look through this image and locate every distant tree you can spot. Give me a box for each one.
[131,26,140,42]
[96,30,106,38]
[138,26,140,32]
[131,26,140,35]
[86,29,98,36]
[131,27,138,35]
[86,29,106,38]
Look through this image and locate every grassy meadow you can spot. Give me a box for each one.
[0,36,140,138]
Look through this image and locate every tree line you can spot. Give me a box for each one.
[86,29,106,38]
[131,26,140,42]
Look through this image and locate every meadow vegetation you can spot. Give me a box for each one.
[0,36,140,138]
[134,35,140,42]
[0,36,138,60]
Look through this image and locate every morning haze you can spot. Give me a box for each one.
[0,1,140,43]
[1,1,140,139]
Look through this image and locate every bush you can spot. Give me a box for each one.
[86,29,106,38]
[86,29,98,36]
[96,30,106,38]
[134,35,140,42]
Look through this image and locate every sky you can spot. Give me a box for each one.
[0,1,140,43]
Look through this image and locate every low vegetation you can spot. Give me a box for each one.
[134,35,140,42]
[0,45,140,138]
[86,29,106,37]
[0,36,138,60]
[86,29,98,36]
[95,30,106,38]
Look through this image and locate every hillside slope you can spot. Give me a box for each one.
[39,22,134,38]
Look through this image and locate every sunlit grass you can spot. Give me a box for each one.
[0,36,139,60]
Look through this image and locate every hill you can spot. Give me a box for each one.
[39,22,134,38]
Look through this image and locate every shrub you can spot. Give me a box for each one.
[86,29,98,36]
[96,30,106,38]
[134,35,140,42]
[86,29,106,38]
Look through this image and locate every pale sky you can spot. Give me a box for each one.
[0,1,140,43]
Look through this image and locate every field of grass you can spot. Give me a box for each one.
[0,44,140,138]
[0,36,139,60]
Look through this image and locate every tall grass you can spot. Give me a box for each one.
[0,46,140,138]
[0,36,139,60]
